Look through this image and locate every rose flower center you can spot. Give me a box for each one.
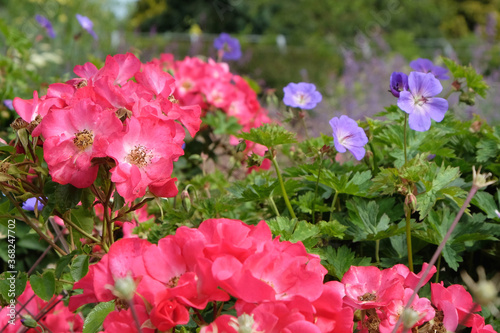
[358,292,377,302]
[127,145,152,168]
[73,129,94,150]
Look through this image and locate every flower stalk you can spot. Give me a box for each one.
[270,149,296,219]
[391,166,495,333]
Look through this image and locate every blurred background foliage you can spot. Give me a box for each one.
[0,0,499,136]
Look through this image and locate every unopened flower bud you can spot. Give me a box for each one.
[401,308,421,329]
[469,120,482,133]
[181,190,192,212]
[110,274,136,301]
[21,315,38,328]
[405,193,417,215]
[229,314,260,333]
[461,266,500,309]
[459,90,475,106]
[472,166,496,189]
[236,140,247,153]
[246,153,264,168]
[451,80,461,91]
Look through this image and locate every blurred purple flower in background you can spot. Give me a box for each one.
[3,99,13,110]
[283,82,322,109]
[213,33,241,60]
[76,14,98,40]
[35,14,56,39]
[410,58,449,80]
[389,72,409,97]
[397,72,449,132]
[22,197,44,211]
[329,115,368,160]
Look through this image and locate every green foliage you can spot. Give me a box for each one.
[238,123,297,148]
[320,245,371,280]
[82,301,115,333]
[472,190,500,219]
[344,198,406,242]
[55,250,79,279]
[70,255,90,282]
[0,272,27,303]
[203,111,242,135]
[413,207,499,270]
[416,164,466,219]
[442,57,490,98]
[43,181,83,218]
[29,270,55,301]
[309,170,372,197]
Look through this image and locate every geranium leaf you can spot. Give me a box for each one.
[238,123,297,148]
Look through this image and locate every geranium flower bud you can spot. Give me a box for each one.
[472,166,496,189]
[236,139,247,153]
[181,189,192,212]
[405,193,417,213]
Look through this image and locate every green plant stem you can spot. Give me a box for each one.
[435,253,442,283]
[268,196,280,217]
[3,191,66,256]
[311,155,324,224]
[113,197,154,222]
[55,211,101,243]
[405,210,414,272]
[299,109,310,139]
[368,142,379,176]
[375,240,380,265]
[391,183,480,333]
[329,191,339,221]
[403,113,408,164]
[103,183,115,246]
[128,301,143,333]
[270,151,296,219]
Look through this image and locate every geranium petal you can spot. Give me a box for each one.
[408,108,431,132]
[425,97,448,122]
[397,91,415,114]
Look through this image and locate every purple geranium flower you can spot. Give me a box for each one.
[22,197,44,211]
[397,72,449,132]
[3,100,13,110]
[389,72,409,98]
[213,33,241,61]
[410,58,449,80]
[283,82,322,109]
[329,115,368,160]
[76,14,98,40]
[35,14,56,39]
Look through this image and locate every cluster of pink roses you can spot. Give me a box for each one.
[13,53,202,201]
[148,53,272,162]
[62,218,493,333]
[68,218,347,332]
[342,265,494,333]
[0,282,83,333]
